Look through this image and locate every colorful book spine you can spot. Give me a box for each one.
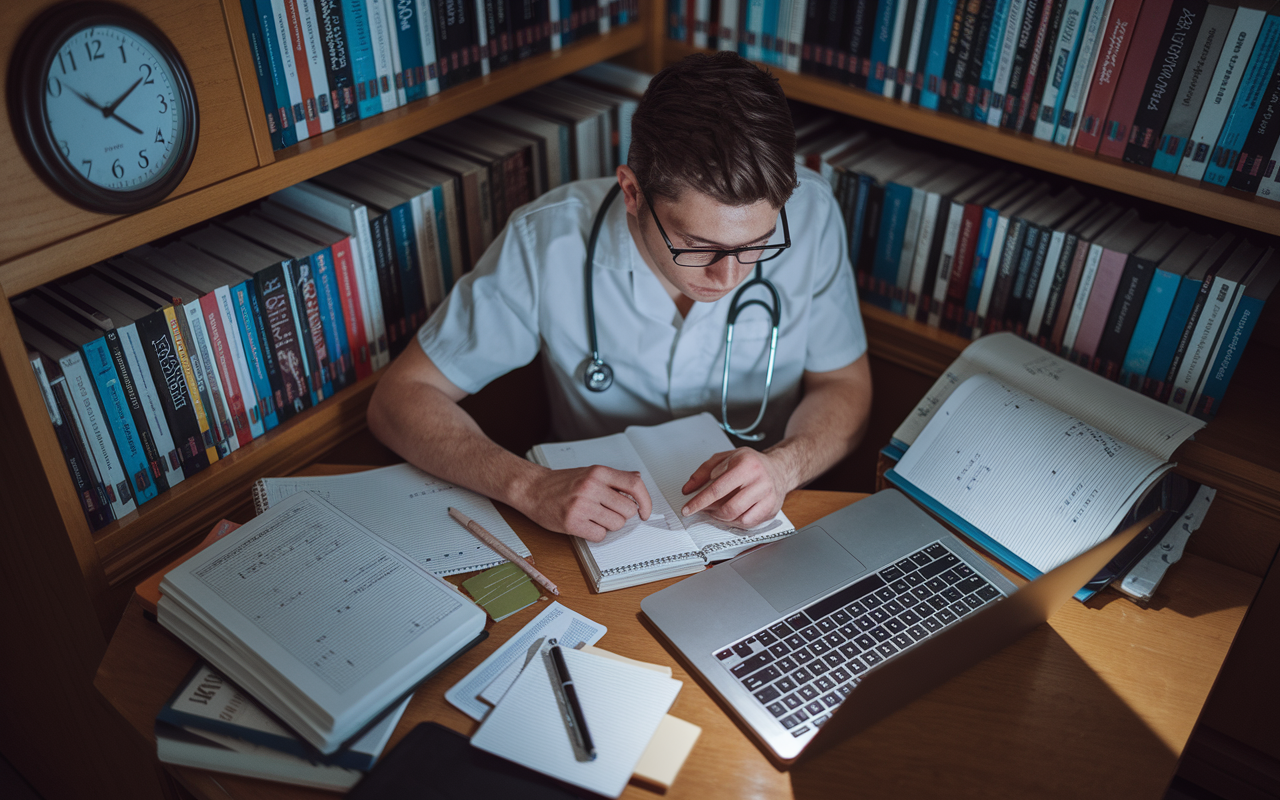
[314,0,361,125]
[1053,0,1114,142]
[310,247,355,390]
[1226,36,1280,190]
[1120,260,1186,386]
[82,337,156,506]
[239,0,285,149]
[255,0,300,146]
[342,0,384,118]
[255,262,312,417]
[1033,0,1090,139]
[117,322,183,489]
[1098,0,1178,158]
[163,306,221,465]
[987,0,1028,122]
[1203,14,1280,184]
[922,0,962,106]
[330,237,372,380]
[133,312,210,480]
[298,0,338,132]
[1150,2,1235,172]
[285,258,333,403]
[393,0,428,100]
[181,300,236,456]
[230,281,282,432]
[1074,0,1145,152]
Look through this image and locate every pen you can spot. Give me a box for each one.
[548,638,596,761]
[448,507,560,596]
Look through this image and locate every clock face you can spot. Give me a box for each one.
[44,24,185,192]
[9,3,199,214]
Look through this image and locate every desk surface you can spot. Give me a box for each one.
[95,482,1260,800]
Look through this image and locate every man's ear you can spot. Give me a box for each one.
[616,165,642,217]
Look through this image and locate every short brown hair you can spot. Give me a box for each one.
[629,52,798,209]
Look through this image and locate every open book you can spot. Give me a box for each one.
[884,333,1205,586]
[528,413,796,592]
[158,490,487,755]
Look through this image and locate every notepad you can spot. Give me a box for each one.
[463,563,541,621]
[251,462,531,576]
[470,647,681,798]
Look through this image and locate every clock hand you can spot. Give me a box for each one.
[107,112,143,135]
[64,84,107,113]
[102,76,144,118]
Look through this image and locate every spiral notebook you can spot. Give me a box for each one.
[527,413,796,592]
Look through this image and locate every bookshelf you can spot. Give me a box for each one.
[0,2,658,799]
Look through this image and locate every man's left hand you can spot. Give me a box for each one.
[680,448,791,528]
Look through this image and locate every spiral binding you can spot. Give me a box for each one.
[599,550,706,577]
[250,480,270,515]
[700,526,797,556]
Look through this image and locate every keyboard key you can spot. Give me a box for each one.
[743,667,781,691]
[780,711,807,729]
[869,607,890,623]
[885,618,906,634]
[883,599,905,616]
[899,609,921,625]
[859,650,881,668]
[830,667,851,683]
[798,684,820,701]
[716,648,733,660]
[755,685,782,704]
[938,553,960,568]
[911,585,932,601]
[814,675,836,693]
[891,633,912,649]
[919,559,951,579]
[733,642,754,657]
[805,573,888,620]
[782,692,803,709]
[784,634,805,650]
[793,648,814,665]
[925,577,947,592]
[941,586,963,602]
[876,642,899,658]
[806,700,825,716]
[776,677,798,694]
[890,579,910,594]
[776,656,798,673]
[955,576,986,594]
[809,660,830,676]
[847,600,868,616]
[848,657,868,673]
[937,608,958,624]
[923,543,946,559]
[821,692,842,708]
[952,602,972,617]
[785,613,811,630]
[927,596,949,611]
[905,572,924,586]
[839,642,860,659]
[964,594,985,610]
[768,701,787,717]
[800,625,823,642]
[809,639,831,656]
[791,725,811,737]
[838,623,858,638]
[895,558,916,573]
[794,668,815,685]
[922,616,942,632]
[815,713,832,726]
[955,564,974,577]
[822,652,843,669]
[870,627,891,643]
[757,630,778,646]
[907,625,928,641]
[769,621,794,638]
[875,587,896,602]
[730,652,773,678]
[831,610,851,625]
[863,593,883,610]
[900,593,920,608]
[879,566,904,581]
[837,683,854,697]
[815,617,837,633]
[978,584,1001,601]
[910,550,933,567]
[823,631,845,647]
[854,633,875,649]
[768,641,791,658]
[855,615,875,631]
[940,569,962,586]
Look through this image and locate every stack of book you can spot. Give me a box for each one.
[791,111,1279,423]
[15,64,648,533]
[240,0,640,150]
[674,0,1280,196]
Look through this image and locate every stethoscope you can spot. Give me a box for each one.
[582,184,781,442]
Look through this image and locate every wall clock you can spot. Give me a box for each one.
[8,2,199,214]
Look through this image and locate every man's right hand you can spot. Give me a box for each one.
[520,466,654,542]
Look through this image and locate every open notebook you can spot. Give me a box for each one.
[528,413,796,592]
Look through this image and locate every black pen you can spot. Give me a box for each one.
[547,638,596,761]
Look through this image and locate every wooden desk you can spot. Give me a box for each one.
[95,485,1259,800]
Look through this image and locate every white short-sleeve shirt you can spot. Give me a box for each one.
[416,166,866,445]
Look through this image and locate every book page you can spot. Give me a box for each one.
[532,434,702,574]
[891,333,1204,460]
[894,375,1171,572]
[252,464,531,576]
[624,413,795,557]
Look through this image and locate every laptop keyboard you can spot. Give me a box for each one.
[715,540,1005,739]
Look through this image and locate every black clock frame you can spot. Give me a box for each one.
[8,2,199,215]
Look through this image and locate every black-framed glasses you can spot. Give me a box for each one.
[645,195,791,267]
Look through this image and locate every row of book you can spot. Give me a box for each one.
[240,0,639,151]
[674,0,1280,197]
[798,113,1280,422]
[17,64,648,532]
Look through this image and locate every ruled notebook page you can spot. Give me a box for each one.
[533,434,702,574]
[625,413,794,557]
[470,646,682,798]
[892,332,1203,459]
[894,374,1170,572]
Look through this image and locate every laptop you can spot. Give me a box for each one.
[641,489,1152,764]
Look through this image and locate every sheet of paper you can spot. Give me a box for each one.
[253,463,530,576]
[891,332,1204,459]
[895,374,1170,572]
[445,602,606,720]
[462,563,541,621]
[470,647,681,798]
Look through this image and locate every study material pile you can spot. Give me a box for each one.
[154,662,409,790]
[675,0,1280,194]
[157,490,488,755]
[882,332,1208,599]
[238,0,641,151]
[13,62,652,534]
[528,413,798,592]
[788,110,1280,422]
[251,462,533,576]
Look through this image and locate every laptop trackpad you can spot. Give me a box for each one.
[729,526,867,614]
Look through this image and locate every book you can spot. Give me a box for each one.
[1065,213,1160,367]
[1053,0,1116,143]
[528,413,797,593]
[1150,1,1235,172]
[1073,0,1146,153]
[1122,0,1208,166]
[158,489,488,754]
[1093,223,1189,378]
[884,332,1204,583]
[1226,34,1280,190]
[313,0,361,125]
[1201,11,1280,184]
[1031,0,1090,138]
[1096,0,1178,158]
[1190,250,1280,417]
[239,0,285,150]
[155,722,362,790]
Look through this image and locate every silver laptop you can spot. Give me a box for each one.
[641,489,1152,764]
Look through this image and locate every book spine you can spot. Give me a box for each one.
[1192,289,1265,419]
[883,0,914,95]
[843,0,871,89]
[181,301,236,456]
[1015,0,1062,133]
[414,0,442,94]
[1098,0,1179,158]
[937,0,973,113]
[868,0,900,93]
[331,236,372,379]
[369,213,404,355]
[1023,228,1066,337]
[947,0,986,114]
[411,192,443,311]
[1070,246,1130,364]
[200,292,254,448]
[894,188,928,305]
[367,0,401,109]
[1074,0,1144,152]
[59,350,137,518]
[282,0,324,137]
[231,281,282,431]
[1120,264,1182,384]
[1096,253,1159,376]
[961,0,999,114]
[1037,231,1081,344]
[243,280,287,425]
[1203,15,1280,184]
[1124,0,1207,165]
[941,200,985,331]
[118,323,184,488]
[314,0,361,125]
[44,368,114,530]
[999,0,1043,126]
[310,247,355,390]
[907,194,943,319]
[284,258,328,404]
[1053,0,1113,143]
[1256,133,1280,197]
[392,0,428,100]
[916,193,953,323]
[342,0,385,118]
[162,306,222,466]
[1150,2,1233,172]
[975,0,1013,118]
[986,0,1027,122]
[1167,266,1246,408]
[1007,223,1046,332]
[1226,39,1280,191]
[1033,0,1088,139]
[217,286,268,440]
[963,205,1000,330]
[82,337,154,506]
[299,0,338,131]
[870,183,914,311]
[902,0,938,102]
[240,0,286,150]
[255,263,312,417]
[134,311,210,479]
[433,182,459,294]
[972,211,1013,335]
[256,0,301,146]
[929,200,966,327]
[984,215,1029,331]
[105,328,170,493]
[1178,7,1267,178]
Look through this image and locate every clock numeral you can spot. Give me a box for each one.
[112,159,124,179]
[85,39,104,61]
[58,50,77,74]
[81,159,92,177]
[155,128,166,144]
[140,63,153,85]
[157,94,168,114]
[59,140,69,158]
[119,45,127,63]
[46,76,62,97]
[138,150,149,170]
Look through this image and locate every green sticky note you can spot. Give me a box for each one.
[463,562,541,621]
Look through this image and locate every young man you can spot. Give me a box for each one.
[368,52,872,541]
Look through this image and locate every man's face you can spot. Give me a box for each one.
[633,188,781,305]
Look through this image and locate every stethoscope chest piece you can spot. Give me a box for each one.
[583,358,614,392]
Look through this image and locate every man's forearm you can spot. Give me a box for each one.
[765,356,873,492]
